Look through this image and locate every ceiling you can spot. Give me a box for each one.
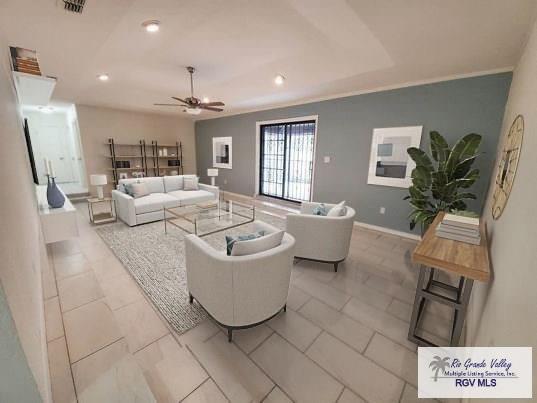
[0,0,535,119]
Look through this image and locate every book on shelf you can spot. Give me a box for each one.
[442,213,479,229]
[436,222,480,237]
[436,230,481,245]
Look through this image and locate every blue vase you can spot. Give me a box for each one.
[47,177,65,208]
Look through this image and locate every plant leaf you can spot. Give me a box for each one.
[446,133,481,174]
[453,155,478,179]
[458,168,480,188]
[429,131,450,164]
[407,147,433,171]
[411,166,432,190]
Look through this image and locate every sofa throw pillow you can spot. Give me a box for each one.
[231,230,285,256]
[184,176,199,191]
[123,183,134,197]
[327,201,347,217]
[130,182,150,199]
[226,231,265,256]
[312,203,328,216]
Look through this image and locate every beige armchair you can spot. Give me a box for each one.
[286,202,356,272]
[184,221,295,341]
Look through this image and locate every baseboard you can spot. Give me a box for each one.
[353,221,421,241]
[222,189,421,241]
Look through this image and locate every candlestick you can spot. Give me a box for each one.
[48,160,55,177]
[44,158,50,176]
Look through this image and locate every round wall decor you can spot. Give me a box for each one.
[491,114,524,220]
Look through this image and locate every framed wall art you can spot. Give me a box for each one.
[367,126,423,188]
[213,136,232,169]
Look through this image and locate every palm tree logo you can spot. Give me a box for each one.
[429,356,450,381]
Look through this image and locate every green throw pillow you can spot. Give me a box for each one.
[312,203,328,216]
[225,231,266,256]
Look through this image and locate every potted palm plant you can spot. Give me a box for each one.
[405,131,482,232]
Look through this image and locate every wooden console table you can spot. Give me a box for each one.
[408,212,490,347]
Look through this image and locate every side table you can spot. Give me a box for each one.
[88,197,117,224]
[408,212,490,347]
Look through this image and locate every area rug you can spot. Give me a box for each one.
[95,212,285,334]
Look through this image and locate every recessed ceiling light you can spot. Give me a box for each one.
[202,97,210,103]
[97,74,109,81]
[142,20,160,33]
[274,74,285,86]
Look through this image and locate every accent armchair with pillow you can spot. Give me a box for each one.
[185,221,295,341]
[286,201,356,272]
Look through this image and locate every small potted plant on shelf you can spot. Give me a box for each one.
[405,131,482,233]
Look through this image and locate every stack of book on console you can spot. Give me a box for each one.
[436,213,481,245]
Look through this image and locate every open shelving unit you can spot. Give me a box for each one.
[107,139,146,185]
[106,139,183,184]
[150,141,183,177]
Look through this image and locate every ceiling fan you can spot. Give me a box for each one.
[154,66,224,115]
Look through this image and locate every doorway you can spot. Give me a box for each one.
[23,104,87,195]
[258,118,317,202]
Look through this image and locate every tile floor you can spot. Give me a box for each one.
[43,194,459,403]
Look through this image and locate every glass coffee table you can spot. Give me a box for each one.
[164,198,255,237]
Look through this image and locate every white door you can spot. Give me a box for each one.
[35,124,74,183]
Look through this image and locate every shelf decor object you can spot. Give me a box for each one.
[46,175,66,208]
[44,158,65,208]
[491,114,524,220]
[90,174,107,199]
[207,168,218,186]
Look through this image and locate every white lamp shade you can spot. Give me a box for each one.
[90,174,107,186]
[207,168,219,177]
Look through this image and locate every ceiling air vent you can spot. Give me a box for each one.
[63,0,86,14]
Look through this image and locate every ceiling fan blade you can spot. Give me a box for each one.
[200,106,224,112]
[171,97,188,104]
[201,101,225,107]
[154,103,181,106]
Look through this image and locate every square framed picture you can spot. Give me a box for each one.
[367,126,423,188]
[212,136,232,169]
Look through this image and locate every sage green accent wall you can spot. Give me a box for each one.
[195,73,511,234]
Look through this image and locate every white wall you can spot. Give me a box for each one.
[76,104,196,196]
[0,38,51,401]
[468,18,537,396]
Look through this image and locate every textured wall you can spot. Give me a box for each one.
[468,19,537,396]
[196,73,511,234]
[76,104,196,196]
[0,38,51,401]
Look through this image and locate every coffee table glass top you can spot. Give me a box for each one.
[164,199,255,236]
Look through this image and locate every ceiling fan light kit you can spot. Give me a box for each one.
[142,20,160,33]
[154,66,225,114]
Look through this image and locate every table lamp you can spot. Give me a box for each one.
[207,168,218,186]
[90,174,107,199]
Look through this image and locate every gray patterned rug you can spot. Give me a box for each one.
[95,212,285,334]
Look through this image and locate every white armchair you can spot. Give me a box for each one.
[286,202,356,272]
[184,221,295,341]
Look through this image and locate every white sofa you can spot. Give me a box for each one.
[112,176,219,226]
[286,202,356,272]
[185,221,295,341]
